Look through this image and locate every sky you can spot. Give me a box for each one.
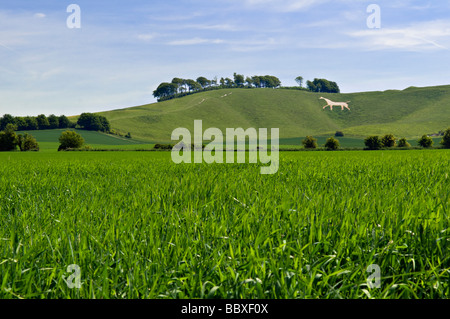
[1,0,450,116]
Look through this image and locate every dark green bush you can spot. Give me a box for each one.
[397,138,411,148]
[441,128,450,148]
[364,135,382,150]
[58,130,85,151]
[381,134,396,148]
[325,137,340,150]
[302,136,318,149]
[418,135,433,148]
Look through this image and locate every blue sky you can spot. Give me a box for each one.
[1,0,450,116]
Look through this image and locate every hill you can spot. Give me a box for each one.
[93,85,449,143]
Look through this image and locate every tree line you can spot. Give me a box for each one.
[0,113,111,133]
[153,73,340,102]
[0,114,74,131]
[153,73,282,102]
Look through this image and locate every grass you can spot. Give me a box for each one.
[0,150,448,299]
[90,85,450,143]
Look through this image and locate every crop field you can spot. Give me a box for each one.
[0,150,449,299]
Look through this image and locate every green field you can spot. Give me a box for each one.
[1,150,448,299]
[91,85,450,143]
[16,129,152,152]
[17,128,445,152]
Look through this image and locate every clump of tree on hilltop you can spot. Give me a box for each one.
[153,73,281,102]
[153,73,340,102]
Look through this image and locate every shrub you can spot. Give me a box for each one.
[418,135,433,148]
[154,143,174,150]
[125,132,132,139]
[0,124,18,151]
[381,134,396,148]
[335,131,344,137]
[364,135,382,150]
[324,137,340,150]
[441,128,450,149]
[302,136,318,149]
[397,138,411,148]
[17,133,39,151]
[58,130,85,151]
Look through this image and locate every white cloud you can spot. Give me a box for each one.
[184,24,240,32]
[137,33,158,41]
[167,37,225,45]
[34,13,46,19]
[348,20,450,51]
[242,0,329,12]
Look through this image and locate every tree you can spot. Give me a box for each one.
[58,130,84,151]
[245,77,253,88]
[185,79,201,92]
[381,134,396,148]
[440,128,450,148]
[25,116,39,130]
[224,78,234,87]
[0,124,18,151]
[36,114,50,130]
[397,138,411,148]
[14,117,28,131]
[0,114,15,131]
[17,133,39,151]
[295,76,304,87]
[153,82,178,100]
[307,78,340,93]
[58,115,71,128]
[335,131,344,137]
[325,137,340,150]
[364,135,382,150]
[233,73,245,87]
[418,135,433,148]
[263,75,281,88]
[196,76,210,89]
[77,113,110,132]
[302,136,318,149]
[171,77,184,93]
[48,114,59,129]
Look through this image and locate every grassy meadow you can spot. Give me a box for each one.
[0,150,448,299]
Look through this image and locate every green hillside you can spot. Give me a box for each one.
[97,85,449,143]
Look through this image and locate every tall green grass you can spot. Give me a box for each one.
[0,150,448,299]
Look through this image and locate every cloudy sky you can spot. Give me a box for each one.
[1,0,450,116]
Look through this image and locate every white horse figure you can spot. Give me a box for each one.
[319,97,351,111]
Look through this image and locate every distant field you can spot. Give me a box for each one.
[1,150,448,299]
[17,129,148,151]
[17,128,445,151]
